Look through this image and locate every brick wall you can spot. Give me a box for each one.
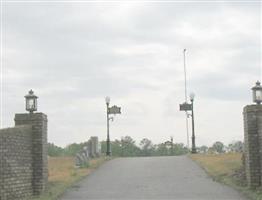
[0,113,48,200]
[0,126,33,200]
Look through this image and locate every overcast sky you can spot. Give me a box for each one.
[1,1,261,147]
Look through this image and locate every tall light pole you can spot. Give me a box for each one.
[183,49,190,150]
[190,93,197,153]
[105,96,121,156]
[105,96,111,156]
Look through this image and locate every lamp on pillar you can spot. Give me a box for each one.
[243,82,262,188]
[25,90,38,113]
[252,81,262,105]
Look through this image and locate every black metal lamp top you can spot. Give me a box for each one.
[25,89,38,113]
[252,81,262,105]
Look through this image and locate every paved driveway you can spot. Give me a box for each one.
[60,156,248,200]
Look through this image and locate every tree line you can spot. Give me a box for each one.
[101,136,188,157]
[198,140,243,154]
[48,136,243,157]
[48,136,188,157]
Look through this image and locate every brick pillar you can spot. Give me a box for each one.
[14,113,48,195]
[243,105,262,188]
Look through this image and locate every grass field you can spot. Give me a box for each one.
[190,153,242,178]
[190,153,262,200]
[32,156,109,200]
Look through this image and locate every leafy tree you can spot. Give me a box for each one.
[228,141,244,153]
[212,141,225,153]
[198,145,208,154]
[155,143,168,156]
[154,142,187,156]
[100,136,140,157]
[172,143,188,155]
[100,140,120,156]
[207,147,216,154]
[140,138,154,156]
[64,142,87,156]
[48,143,64,156]
[49,136,189,158]
[100,141,107,155]
[121,136,141,157]
[111,140,121,156]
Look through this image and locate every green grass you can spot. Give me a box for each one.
[190,153,262,200]
[31,156,111,200]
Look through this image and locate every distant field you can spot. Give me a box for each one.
[32,156,109,200]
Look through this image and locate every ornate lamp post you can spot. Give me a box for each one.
[190,92,197,154]
[105,96,121,156]
[25,89,38,113]
[252,81,262,104]
[105,96,111,156]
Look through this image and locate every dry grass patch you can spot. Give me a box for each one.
[32,156,110,200]
[190,153,242,178]
[190,153,262,200]
[48,157,90,182]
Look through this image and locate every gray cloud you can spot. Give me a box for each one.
[2,2,261,147]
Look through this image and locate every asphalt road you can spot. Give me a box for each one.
[60,156,248,200]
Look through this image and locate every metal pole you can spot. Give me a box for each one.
[183,49,190,150]
[185,116,189,150]
[106,102,111,156]
[0,0,3,128]
[171,136,174,155]
[183,49,188,102]
[191,99,196,153]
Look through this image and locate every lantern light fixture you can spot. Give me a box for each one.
[190,92,195,102]
[25,89,38,113]
[252,81,262,105]
[189,92,195,101]
[105,96,110,104]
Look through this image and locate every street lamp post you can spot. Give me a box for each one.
[190,93,197,154]
[105,96,121,156]
[105,96,111,156]
[183,49,190,150]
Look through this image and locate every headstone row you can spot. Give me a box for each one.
[75,136,101,167]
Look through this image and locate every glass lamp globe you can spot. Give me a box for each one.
[105,96,110,104]
[190,93,195,101]
[25,89,38,113]
[252,81,262,104]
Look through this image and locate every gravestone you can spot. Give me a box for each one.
[75,136,101,167]
[75,146,90,167]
